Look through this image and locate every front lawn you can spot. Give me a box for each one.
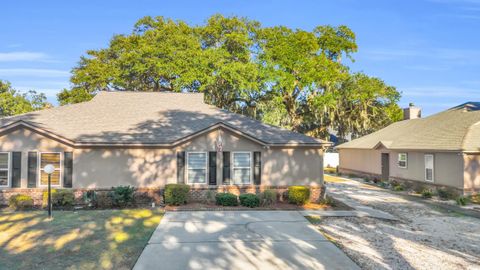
[0,208,163,270]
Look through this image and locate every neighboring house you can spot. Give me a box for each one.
[337,103,480,194]
[0,91,329,204]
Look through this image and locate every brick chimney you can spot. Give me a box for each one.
[403,103,421,120]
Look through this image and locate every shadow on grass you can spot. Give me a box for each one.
[0,208,163,270]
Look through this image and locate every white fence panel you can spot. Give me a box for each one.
[324,152,339,168]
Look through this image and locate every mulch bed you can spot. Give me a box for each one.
[164,200,352,211]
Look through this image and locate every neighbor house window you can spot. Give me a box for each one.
[187,152,207,184]
[0,152,10,187]
[232,152,251,184]
[40,152,61,186]
[424,154,434,182]
[398,153,407,168]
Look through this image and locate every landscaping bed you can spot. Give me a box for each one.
[164,200,352,211]
[0,208,164,270]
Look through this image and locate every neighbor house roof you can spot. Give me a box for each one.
[0,91,328,147]
[337,102,480,152]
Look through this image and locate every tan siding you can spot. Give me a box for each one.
[0,127,323,188]
[339,148,382,175]
[464,154,480,191]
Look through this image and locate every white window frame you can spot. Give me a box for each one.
[231,151,252,185]
[38,152,62,187]
[186,152,208,185]
[398,153,408,169]
[424,154,434,182]
[0,152,11,188]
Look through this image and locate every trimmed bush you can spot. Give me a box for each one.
[421,189,433,199]
[393,184,405,191]
[9,194,34,210]
[456,196,469,206]
[215,193,238,206]
[239,194,260,208]
[164,184,190,206]
[288,186,310,205]
[111,186,135,207]
[43,189,75,208]
[437,188,454,200]
[259,189,277,206]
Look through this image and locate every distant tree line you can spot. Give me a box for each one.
[3,15,402,140]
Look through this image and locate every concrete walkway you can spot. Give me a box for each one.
[134,211,360,270]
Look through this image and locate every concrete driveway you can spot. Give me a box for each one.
[134,211,359,270]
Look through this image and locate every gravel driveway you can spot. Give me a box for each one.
[314,177,480,270]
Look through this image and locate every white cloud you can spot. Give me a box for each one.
[0,52,51,62]
[0,68,70,78]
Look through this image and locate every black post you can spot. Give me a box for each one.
[48,173,52,219]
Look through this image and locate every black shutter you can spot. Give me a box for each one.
[253,151,261,185]
[222,151,230,184]
[208,152,217,185]
[177,151,185,183]
[27,152,37,188]
[11,152,22,188]
[63,152,73,188]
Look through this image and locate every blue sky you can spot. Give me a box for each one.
[1,0,479,115]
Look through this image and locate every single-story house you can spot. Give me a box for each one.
[0,91,329,204]
[337,103,480,194]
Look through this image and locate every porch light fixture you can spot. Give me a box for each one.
[44,164,55,219]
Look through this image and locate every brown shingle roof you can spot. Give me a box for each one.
[337,102,480,152]
[0,91,327,146]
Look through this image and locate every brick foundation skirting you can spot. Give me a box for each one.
[0,185,326,206]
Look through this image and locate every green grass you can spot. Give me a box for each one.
[323,167,337,174]
[0,208,163,270]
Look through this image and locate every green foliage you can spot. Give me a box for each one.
[8,194,34,210]
[456,196,469,206]
[43,189,75,208]
[288,186,311,205]
[414,185,427,194]
[437,188,454,200]
[421,189,433,199]
[0,80,50,117]
[259,189,277,206]
[215,193,238,206]
[58,15,402,140]
[164,184,190,206]
[83,190,97,207]
[239,193,260,208]
[470,194,480,204]
[110,186,135,207]
[393,184,405,191]
[319,195,336,206]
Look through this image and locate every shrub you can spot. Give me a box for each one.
[393,184,405,191]
[259,189,277,206]
[421,189,433,199]
[288,186,310,205]
[215,193,238,206]
[456,196,469,206]
[239,194,260,208]
[378,181,389,189]
[9,194,34,210]
[43,189,75,208]
[437,188,454,200]
[319,195,336,206]
[83,190,97,207]
[164,184,190,206]
[111,186,135,207]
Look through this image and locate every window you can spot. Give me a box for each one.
[424,154,434,182]
[187,152,207,184]
[40,153,62,186]
[398,153,407,168]
[232,152,251,184]
[0,152,10,187]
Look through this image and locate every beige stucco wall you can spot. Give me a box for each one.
[0,127,323,189]
[464,154,480,191]
[339,148,464,189]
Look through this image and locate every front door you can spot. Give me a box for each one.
[381,153,390,181]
